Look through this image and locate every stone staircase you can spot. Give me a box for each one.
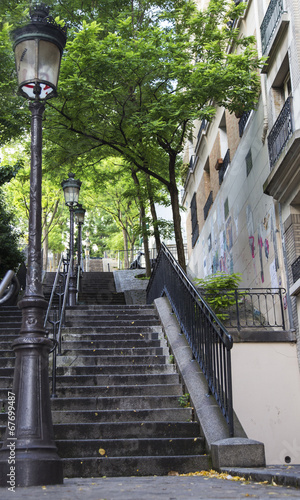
[0,272,211,478]
[78,271,126,305]
[52,304,210,476]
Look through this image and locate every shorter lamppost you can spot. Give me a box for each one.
[0,4,66,487]
[74,203,86,273]
[61,173,81,306]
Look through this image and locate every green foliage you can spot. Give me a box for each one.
[194,272,243,320]
[178,393,190,408]
[0,195,24,278]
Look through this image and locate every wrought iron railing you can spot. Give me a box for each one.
[198,288,286,331]
[268,97,293,170]
[219,149,230,185]
[261,0,285,54]
[203,191,213,220]
[44,255,72,397]
[147,244,234,436]
[292,256,300,284]
[239,110,251,137]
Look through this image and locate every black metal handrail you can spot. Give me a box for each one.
[44,255,72,398]
[147,244,234,436]
[292,256,300,284]
[261,0,285,54]
[198,287,286,331]
[268,97,293,170]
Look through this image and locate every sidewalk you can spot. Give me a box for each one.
[221,464,300,488]
[1,469,300,500]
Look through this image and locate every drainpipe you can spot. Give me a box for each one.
[254,0,269,144]
[278,202,294,330]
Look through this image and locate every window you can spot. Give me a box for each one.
[191,193,199,247]
[246,149,253,176]
[224,198,229,220]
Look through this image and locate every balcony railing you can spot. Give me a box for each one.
[239,110,251,137]
[198,287,286,331]
[198,119,208,139]
[292,256,300,284]
[267,97,294,170]
[261,0,285,54]
[219,149,230,185]
[203,191,213,220]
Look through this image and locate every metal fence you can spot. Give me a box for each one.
[147,244,234,436]
[198,288,287,331]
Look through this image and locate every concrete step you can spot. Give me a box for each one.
[60,348,164,357]
[60,339,161,349]
[61,455,210,477]
[62,332,160,341]
[56,364,175,376]
[66,305,155,312]
[61,326,163,335]
[50,395,184,411]
[53,421,200,440]
[51,408,194,424]
[0,358,15,368]
[57,437,205,458]
[56,355,166,366]
[54,373,179,386]
[65,318,160,327]
[53,384,182,398]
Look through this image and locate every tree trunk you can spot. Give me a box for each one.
[146,174,161,256]
[169,156,186,272]
[131,169,151,277]
[42,218,49,272]
[122,213,129,269]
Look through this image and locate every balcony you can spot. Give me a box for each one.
[239,110,251,137]
[260,0,289,72]
[264,98,300,202]
[267,97,293,170]
[292,256,300,284]
[203,191,213,220]
[218,149,230,185]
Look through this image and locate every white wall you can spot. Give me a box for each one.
[232,342,300,464]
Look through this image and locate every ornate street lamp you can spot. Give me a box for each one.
[75,203,86,273]
[61,173,81,306]
[0,4,66,488]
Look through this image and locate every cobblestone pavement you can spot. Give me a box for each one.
[1,474,300,500]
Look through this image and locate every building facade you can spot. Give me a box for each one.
[183,0,300,464]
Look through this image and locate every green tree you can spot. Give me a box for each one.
[1,0,264,272]
[0,162,24,277]
[41,0,263,270]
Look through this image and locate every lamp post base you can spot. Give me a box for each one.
[0,299,63,487]
[0,451,63,488]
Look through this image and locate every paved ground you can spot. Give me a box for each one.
[1,471,300,500]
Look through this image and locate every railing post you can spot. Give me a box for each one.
[279,288,286,331]
[235,289,241,331]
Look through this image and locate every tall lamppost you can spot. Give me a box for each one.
[0,4,66,487]
[61,173,81,306]
[75,203,86,273]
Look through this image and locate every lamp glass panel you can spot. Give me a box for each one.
[15,40,37,86]
[38,40,60,88]
[63,186,79,206]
